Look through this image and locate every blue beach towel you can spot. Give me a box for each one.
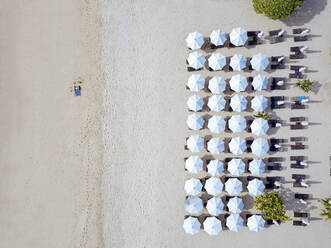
[74,85,81,96]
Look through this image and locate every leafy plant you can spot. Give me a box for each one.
[254,191,290,221]
[318,198,331,220]
[253,111,269,120]
[295,79,313,93]
[252,0,305,20]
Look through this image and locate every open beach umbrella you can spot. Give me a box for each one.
[206,197,224,215]
[250,53,269,71]
[207,160,224,176]
[185,196,203,214]
[229,137,246,155]
[208,95,226,112]
[228,159,246,176]
[227,197,244,213]
[252,74,268,91]
[208,76,227,94]
[247,178,265,196]
[230,54,247,71]
[230,94,247,112]
[225,178,243,195]
[187,113,205,131]
[248,159,266,175]
[187,135,204,153]
[230,27,248,46]
[185,156,203,174]
[229,115,247,133]
[209,29,227,46]
[183,216,201,235]
[184,178,203,196]
[207,115,226,134]
[247,215,265,232]
[203,217,222,235]
[208,53,226,71]
[204,177,223,196]
[187,95,204,112]
[251,118,269,136]
[251,138,269,156]
[207,138,225,155]
[226,214,244,232]
[187,74,205,92]
[229,74,248,92]
[186,32,204,50]
[187,51,206,70]
[251,95,268,112]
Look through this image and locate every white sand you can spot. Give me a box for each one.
[101,0,331,247]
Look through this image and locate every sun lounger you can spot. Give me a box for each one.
[247,31,259,36]
[270,96,285,102]
[289,73,304,79]
[290,137,305,142]
[291,163,305,169]
[292,174,306,180]
[290,54,305,59]
[267,165,282,171]
[290,117,306,122]
[292,28,304,34]
[290,156,305,161]
[271,56,285,62]
[290,65,305,71]
[294,212,309,218]
[293,181,305,187]
[271,103,285,109]
[294,36,308,42]
[271,64,285,70]
[290,124,305,130]
[268,157,283,162]
[295,193,309,200]
[291,102,306,109]
[290,46,302,52]
[293,220,307,226]
[270,138,286,144]
[270,36,284,44]
[269,29,282,36]
[266,176,281,183]
[291,143,305,150]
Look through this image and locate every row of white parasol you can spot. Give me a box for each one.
[187,74,268,92]
[187,52,269,71]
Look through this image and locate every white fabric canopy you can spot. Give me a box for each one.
[230,94,247,112]
[208,76,227,94]
[186,113,204,131]
[226,214,244,232]
[186,31,204,50]
[208,115,226,134]
[208,53,226,71]
[227,197,244,213]
[208,95,226,112]
[185,156,203,174]
[250,53,269,71]
[185,196,203,214]
[251,118,269,136]
[225,178,243,195]
[229,137,246,155]
[248,159,266,175]
[187,135,204,153]
[229,74,248,92]
[247,215,265,232]
[187,94,204,112]
[207,137,225,155]
[207,160,224,176]
[247,178,265,196]
[184,178,203,196]
[210,29,227,46]
[187,51,206,70]
[229,115,247,133]
[251,138,269,156]
[203,217,222,235]
[187,74,205,92]
[206,197,224,215]
[183,216,201,235]
[204,177,223,196]
[230,27,248,46]
[228,159,246,176]
[251,95,268,112]
[252,74,268,91]
[230,54,247,71]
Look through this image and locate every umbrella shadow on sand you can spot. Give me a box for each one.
[278,187,317,212]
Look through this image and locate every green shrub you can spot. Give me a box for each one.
[318,198,331,220]
[252,0,305,20]
[295,79,313,93]
[253,111,269,120]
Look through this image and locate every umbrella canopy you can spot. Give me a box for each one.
[252,74,268,91]
[247,178,265,196]
[251,95,268,112]
[207,160,224,176]
[250,53,269,71]
[187,113,204,131]
[187,135,204,153]
[230,27,248,46]
[209,29,227,46]
[207,137,225,154]
[227,197,244,213]
[248,159,266,175]
[184,178,203,196]
[185,156,203,174]
[226,214,244,232]
[229,137,246,155]
[187,95,204,112]
[251,118,269,136]
[208,76,227,94]
[247,215,265,232]
[230,54,247,71]
[204,177,223,196]
[208,95,226,112]
[228,115,247,133]
[229,74,248,92]
[183,216,201,235]
[208,53,226,71]
[207,115,226,134]
[206,197,224,215]
[187,51,206,70]
[186,31,204,50]
[185,196,203,214]
[203,217,222,235]
[230,94,247,112]
[187,74,205,92]
[251,138,269,156]
[225,178,243,195]
[228,159,246,176]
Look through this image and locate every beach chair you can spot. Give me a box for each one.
[292,28,304,34]
[290,117,306,122]
[291,101,306,109]
[269,29,282,36]
[247,31,259,36]
[291,143,305,150]
[294,36,308,42]
[289,73,304,79]
[294,212,309,218]
[271,64,285,70]
[291,163,305,169]
[270,96,285,102]
[292,174,306,180]
[295,193,309,200]
[290,137,306,142]
[290,156,305,161]
[290,46,302,52]
[270,36,284,44]
[290,54,305,59]
[267,164,282,171]
[290,124,305,130]
[268,157,283,162]
[293,220,307,226]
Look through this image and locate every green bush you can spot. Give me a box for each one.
[253,111,269,120]
[295,79,313,93]
[318,198,331,220]
[252,0,305,20]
